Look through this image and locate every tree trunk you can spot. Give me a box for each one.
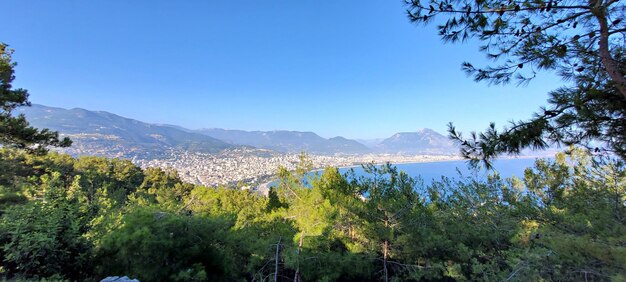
[350,224,355,241]
[294,231,304,282]
[594,5,626,100]
[274,237,281,282]
[383,218,389,282]
[383,240,389,282]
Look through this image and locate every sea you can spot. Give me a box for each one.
[308,157,542,185]
[263,157,546,192]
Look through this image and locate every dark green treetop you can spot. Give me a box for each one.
[405,0,625,167]
[0,43,71,153]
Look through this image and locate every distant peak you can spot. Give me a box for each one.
[416,128,436,134]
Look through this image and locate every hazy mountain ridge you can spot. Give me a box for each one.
[374,129,457,155]
[355,138,385,148]
[196,129,372,154]
[18,104,234,158]
[18,104,458,157]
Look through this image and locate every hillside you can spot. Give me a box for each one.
[196,128,371,155]
[17,105,458,157]
[374,129,457,155]
[17,104,234,158]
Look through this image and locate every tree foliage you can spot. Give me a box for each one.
[0,41,624,280]
[0,147,624,281]
[0,43,71,153]
[405,0,626,166]
[0,172,92,281]
[95,207,232,282]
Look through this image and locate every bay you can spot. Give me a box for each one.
[309,157,541,185]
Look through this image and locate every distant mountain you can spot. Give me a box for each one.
[355,138,385,149]
[196,129,371,155]
[18,104,234,158]
[17,104,456,157]
[375,129,457,155]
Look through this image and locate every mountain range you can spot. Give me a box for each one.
[196,129,371,154]
[17,104,458,158]
[374,129,456,154]
[17,105,233,158]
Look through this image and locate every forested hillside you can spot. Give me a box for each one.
[17,104,234,158]
[1,148,624,281]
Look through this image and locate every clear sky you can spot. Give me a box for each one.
[2,0,561,139]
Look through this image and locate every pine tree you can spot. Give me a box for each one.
[405,0,626,166]
[0,43,71,153]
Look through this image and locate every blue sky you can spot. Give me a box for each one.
[2,1,561,139]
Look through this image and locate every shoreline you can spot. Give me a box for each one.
[330,154,545,171]
[257,155,547,193]
[310,158,460,173]
[332,156,465,171]
[257,156,464,194]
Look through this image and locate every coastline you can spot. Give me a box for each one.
[256,155,463,194]
[253,154,551,195]
[332,156,464,171]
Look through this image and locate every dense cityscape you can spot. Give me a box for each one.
[133,148,460,191]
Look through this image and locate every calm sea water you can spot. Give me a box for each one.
[309,157,541,185]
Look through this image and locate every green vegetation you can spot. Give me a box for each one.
[1,18,624,281]
[406,0,626,166]
[0,148,624,281]
[0,43,71,154]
